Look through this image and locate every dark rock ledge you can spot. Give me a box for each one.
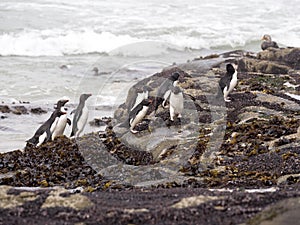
[1,48,300,225]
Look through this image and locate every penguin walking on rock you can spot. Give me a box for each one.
[51,98,71,140]
[169,86,184,121]
[70,93,92,138]
[128,99,152,133]
[217,64,238,102]
[261,34,279,50]
[128,85,152,112]
[26,108,66,147]
[154,72,180,112]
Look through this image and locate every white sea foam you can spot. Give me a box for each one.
[0,0,299,56]
[0,29,143,56]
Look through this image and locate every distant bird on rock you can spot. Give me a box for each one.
[261,34,279,50]
[70,93,92,138]
[92,67,99,76]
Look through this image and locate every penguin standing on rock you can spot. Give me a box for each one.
[261,34,279,50]
[217,64,238,102]
[154,72,180,112]
[128,85,153,112]
[26,108,66,147]
[51,98,71,140]
[70,93,92,138]
[128,99,152,133]
[169,86,184,121]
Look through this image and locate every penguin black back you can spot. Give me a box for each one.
[216,64,236,98]
[27,109,66,146]
[128,99,151,123]
[71,93,92,137]
[154,72,180,111]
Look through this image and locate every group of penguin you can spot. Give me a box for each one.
[27,93,92,147]
[124,34,279,133]
[123,72,184,133]
[27,34,278,145]
[124,62,239,133]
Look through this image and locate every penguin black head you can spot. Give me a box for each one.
[80,93,92,102]
[169,72,180,81]
[226,64,235,75]
[55,99,69,109]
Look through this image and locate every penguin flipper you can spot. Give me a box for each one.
[70,119,78,137]
[70,126,77,137]
[162,90,171,108]
[183,93,195,101]
[45,129,52,142]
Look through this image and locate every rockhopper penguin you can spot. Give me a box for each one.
[51,98,71,140]
[154,72,180,112]
[70,93,92,138]
[128,85,152,112]
[169,86,184,121]
[26,107,66,147]
[217,64,238,102]
[128,99,152,133]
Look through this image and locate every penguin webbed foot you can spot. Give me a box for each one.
[168,117,182,127]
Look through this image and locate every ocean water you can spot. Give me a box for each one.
[0,0,300,152]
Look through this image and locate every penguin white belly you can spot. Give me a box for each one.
[228,71,238,93]
[223,72,237,101]
[50,117,59,134]
[52,115,67,140]
[169,93,184,120]
[37,132,47,147]
[130,106,148,133]
[75,106,89,137]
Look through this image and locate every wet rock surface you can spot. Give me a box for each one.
[0,104,48,115]
[1,48,300,224]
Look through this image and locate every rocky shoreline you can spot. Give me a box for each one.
[1,47,300,224]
